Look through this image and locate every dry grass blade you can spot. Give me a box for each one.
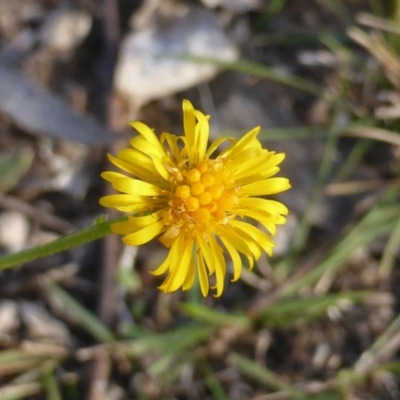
[325,179,400,196]
[251,379,337,400]
[343,126,400,147]
[355,313,400,375]
[0,382,41,400]
[379,217,400,278]
[347,27,400,90]
[356,12,400,34]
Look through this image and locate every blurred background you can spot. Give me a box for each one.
[0,0,400,399]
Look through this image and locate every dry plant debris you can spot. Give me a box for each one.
[0,1,399,399]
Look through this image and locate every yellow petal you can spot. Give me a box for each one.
[159,233,193,292]
[115,150,167,185]
[151,251,171,276]
[239,178,291,196]
[130,121,161,146]
[197,254,209,297]
[130,136,166,159]
[232,152,285,174]
[101,171,127,183]
[208,236,226,297]
[235,167,280,186]
[195,232,215,275]
[209,236,225,277]
[112,177,163,196]
[221,223,263,259]
[182,258,196,291]
[100,194,165,213]
[193,109,209,161]
[100,194,149,207]
[220,237,242,282]
[230,220,274,256]
[106,154,139,176]
[183,100,196,149]
[233,153,284,182]
[221,126,260,158]
[149,158,168,182]
[117,149,153,171]
[234,208,278,235]
[238,197,289,216]
[113,212,162,233]
[206,136,232,158]
[119,204,156,213]
[109,219,134,235]
[216,225,254,259]
[122,220,164,246]
[160,132,182,163]
[229,148,264,168]
[159,225,182,248]
[246,254,255,271]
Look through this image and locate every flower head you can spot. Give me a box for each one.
[100,100,291,297]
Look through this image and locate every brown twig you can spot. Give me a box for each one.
[0,195,74,234]
[86,0,121,399]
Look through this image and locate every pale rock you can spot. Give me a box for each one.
[20,302,70,345]
[40,9,92,54]
[272,213,298,257]
[114,5,239,106]
[0,65,114,145]
[0,300,19,337]
[200,0,262,13]
[0,0,43,37]
[0,211,30,252]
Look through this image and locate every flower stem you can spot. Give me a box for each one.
[0,216,126,272]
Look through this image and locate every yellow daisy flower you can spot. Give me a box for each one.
[100,100,291,297]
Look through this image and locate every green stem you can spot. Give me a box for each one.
[0,216,126,272]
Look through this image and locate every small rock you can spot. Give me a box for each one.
[40,9,92,55]
[0,300,19,338]
[20,301,70,345]
[0,0,43,38]
[114,5,238,106]
[38,138,90,198]
[0,65,115,145]
[207,72,323,221]
[272,213,298,258]
[0,211,30,252]
[28,230,59,248]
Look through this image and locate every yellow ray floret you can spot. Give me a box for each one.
[100,99,291,297]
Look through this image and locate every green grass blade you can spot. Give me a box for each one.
[285,202,400,296]
[228,353,306,398]
[379,216,400,277]
[0,216,126,271]
[181,302,250,328]
[42,279,115,343]
[0,148,34,195]
[199,360,229,400]
[259,292,370,327]
[41,365,62,400]
[173,55,323,96]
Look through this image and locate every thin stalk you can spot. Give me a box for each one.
[0,216,126,271]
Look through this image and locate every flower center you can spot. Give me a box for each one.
[165,159,237,227]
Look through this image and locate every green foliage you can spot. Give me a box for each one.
[0,148,33,195]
